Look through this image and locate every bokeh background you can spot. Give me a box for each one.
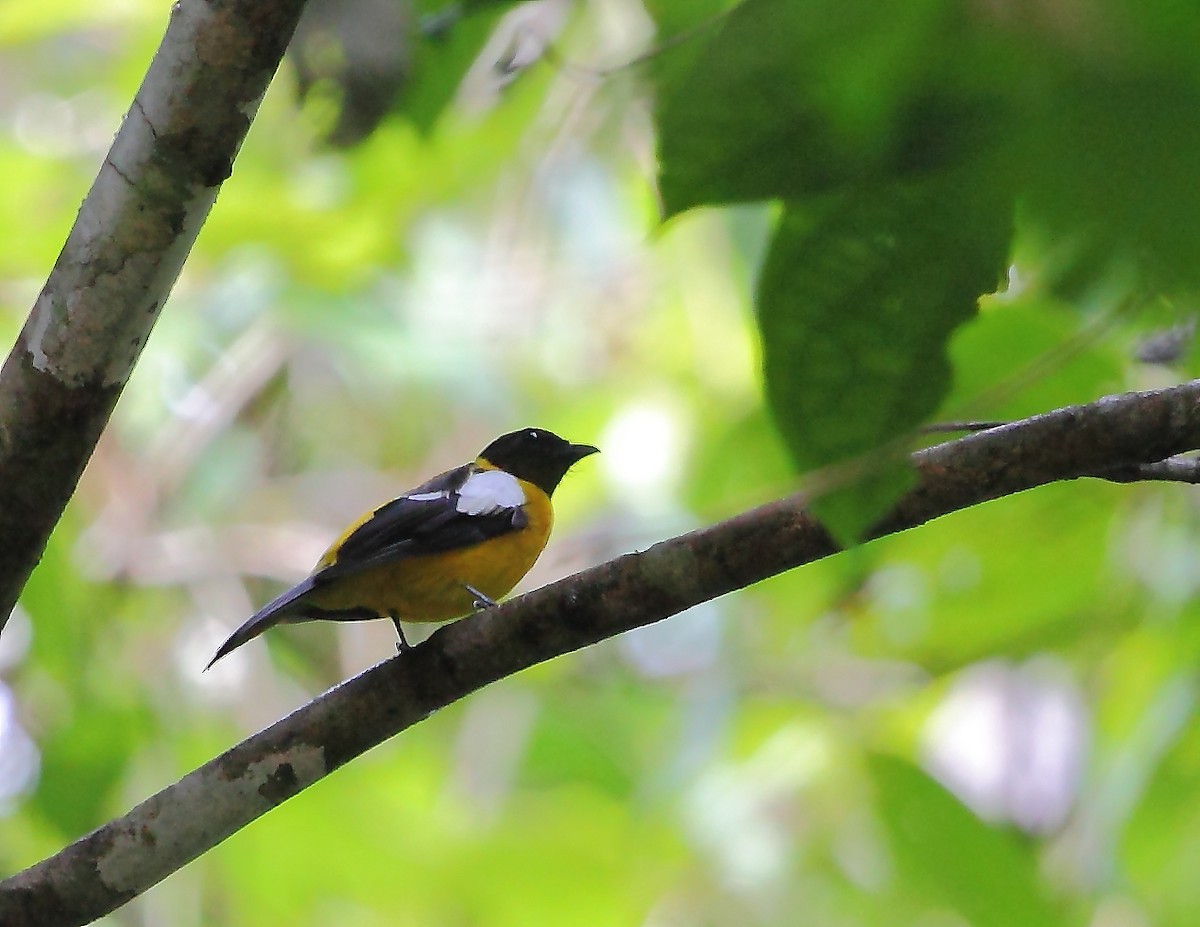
[3,1,1200,925]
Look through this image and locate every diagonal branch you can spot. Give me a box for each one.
[0,0,307,633]
[3,379,1200,926]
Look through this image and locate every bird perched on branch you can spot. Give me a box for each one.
[206,428,599,668]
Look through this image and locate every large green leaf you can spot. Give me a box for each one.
[640,0,739,94]
[655,0,995,216]
[757,173,1011,542]
[1020,73,1200,295]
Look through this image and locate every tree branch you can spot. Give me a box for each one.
[1093,455,1200,483]
[0,0,307,633]
[3,380,1200,925]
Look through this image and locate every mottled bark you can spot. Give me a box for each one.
[0,0,307,631]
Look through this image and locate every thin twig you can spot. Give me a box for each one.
[1094,455,1200,484]
[921,420,1010,433]
[541,7,732,81]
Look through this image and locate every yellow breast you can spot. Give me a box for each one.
[305,477,554,623]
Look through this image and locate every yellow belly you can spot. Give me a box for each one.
[304,487,553,623]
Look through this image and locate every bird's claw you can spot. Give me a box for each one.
[388,613,411,652]
[464,584,497,611]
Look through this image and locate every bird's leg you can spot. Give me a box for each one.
[464,584,497,610]
[387,611,411,652]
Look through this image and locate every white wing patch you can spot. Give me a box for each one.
[405,490,448,502]
[456,468,525,516]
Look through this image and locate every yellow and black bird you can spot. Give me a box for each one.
[206,428,598,668]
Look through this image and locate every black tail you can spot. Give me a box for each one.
[205,577,317,670]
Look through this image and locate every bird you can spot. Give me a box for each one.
[206,427,598,668]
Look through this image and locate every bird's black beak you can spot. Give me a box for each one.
[567,443,600,462]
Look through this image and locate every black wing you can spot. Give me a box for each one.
[314,463,527,583]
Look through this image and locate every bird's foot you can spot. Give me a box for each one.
[464,584,497,610]
[388,612,411,653]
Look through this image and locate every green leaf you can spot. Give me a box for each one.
[1021,73,1200,294]
[642,0,736,35]
[403,0,524,134]
[870,754,1065,927]
[656,0,993,216]
[757,173,1011,543]
[640,0,738,94]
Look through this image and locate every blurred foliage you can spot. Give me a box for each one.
[657,0,1200,536]
[0,1,1199,926]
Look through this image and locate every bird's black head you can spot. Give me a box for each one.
[479,428,599,496]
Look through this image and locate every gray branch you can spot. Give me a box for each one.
[1094,455,1200,483]
[0,0,307,632]
[4,379,1200,926]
